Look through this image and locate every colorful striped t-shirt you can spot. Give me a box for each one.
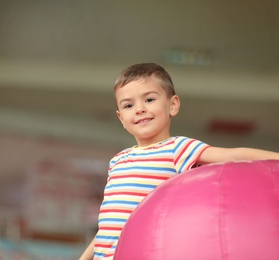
[93,136,209,259]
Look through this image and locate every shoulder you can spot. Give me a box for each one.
[109,147,132,168]
[172,136,210,172]
[172,136,210,159]
[172,136,206,147]
[113,147,132,158]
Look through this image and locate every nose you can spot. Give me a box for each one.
[135,102,146,114]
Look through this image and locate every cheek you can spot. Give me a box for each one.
[157,105,171,116]
[120,112,133,124]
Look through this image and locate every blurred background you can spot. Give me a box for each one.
[0,0,279,259]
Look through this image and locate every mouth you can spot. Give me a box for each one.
[135,118,153,125]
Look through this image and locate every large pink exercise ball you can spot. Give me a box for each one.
[114,160,279,260]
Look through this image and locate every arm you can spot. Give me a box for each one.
[79,235,96,260]
[198,146,279,165]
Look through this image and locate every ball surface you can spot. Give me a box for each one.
[114,160,279,260]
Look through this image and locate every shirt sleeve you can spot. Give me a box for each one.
[173,136,210,173]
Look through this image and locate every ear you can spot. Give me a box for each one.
[170,95,180,117]
[116,110,126,129]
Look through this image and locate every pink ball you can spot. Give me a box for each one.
[114,160,279,260]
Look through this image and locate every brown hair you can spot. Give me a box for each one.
[114,63,176,98]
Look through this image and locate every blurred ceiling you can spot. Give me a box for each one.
[0,0,278,150]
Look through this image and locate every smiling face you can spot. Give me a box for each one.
[115,75,180,147]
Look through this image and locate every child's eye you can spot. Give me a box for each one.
[123,103,133,109]
[146,98,155,103]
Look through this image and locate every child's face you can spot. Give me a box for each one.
[115,75,180,147]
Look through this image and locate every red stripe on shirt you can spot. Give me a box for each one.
[174,139,195,164]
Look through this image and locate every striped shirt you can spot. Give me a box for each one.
[93,136,209,259]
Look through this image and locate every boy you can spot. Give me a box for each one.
[80,63,279,260]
